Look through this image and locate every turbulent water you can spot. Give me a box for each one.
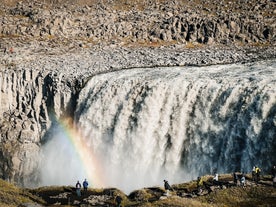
[41,60,276,193]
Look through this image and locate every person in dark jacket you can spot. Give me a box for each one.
[76,181,81,196]
[272,165,276,187]
[255,166,261,183]
[115,195,122,207]
[271,165,276,178]
[233,172,239,186]
[83,179,88,193]
[164,180,173,191]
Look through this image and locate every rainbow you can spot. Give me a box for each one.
[56,117,106,188]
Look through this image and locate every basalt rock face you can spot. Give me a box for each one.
[0,0,275,187]
[0,69,82,185]
[0,0,275,46]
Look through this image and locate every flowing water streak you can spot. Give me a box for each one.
[46,60,275,194]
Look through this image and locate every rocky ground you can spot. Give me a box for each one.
[1,173,276,207]
[31,176,275,207]
[0,0,276,77]
[0,0,275,193]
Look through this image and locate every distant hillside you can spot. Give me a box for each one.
[1,0,275,49]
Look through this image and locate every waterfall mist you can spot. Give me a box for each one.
[39,122,87,187]
[40,60,276,193]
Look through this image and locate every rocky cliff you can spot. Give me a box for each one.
[0,0,275,187]
[0,69,82,185]
[1,0,275,46]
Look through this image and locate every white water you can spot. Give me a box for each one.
[39,124,87,187]
[42,60,276,194]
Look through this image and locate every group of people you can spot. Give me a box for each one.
[75,179,89,196]
[232,166,261,188]
[195,164,276,194]
[233,165,276,187]
[233,172,246,187]
[75,179,123,206]
[76,166,275,198]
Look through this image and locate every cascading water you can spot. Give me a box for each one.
[41,60,276,194]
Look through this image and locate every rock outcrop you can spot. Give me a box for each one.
[1,0,275,46]
[0,69,81,185]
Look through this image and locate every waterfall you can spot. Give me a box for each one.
[73,60,275,193]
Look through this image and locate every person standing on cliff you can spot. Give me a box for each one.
[213,173,219,182]
[255,166,261,183]
[271,165,276,178]
[241,174,246,188]
[197,176,203,193]
[115,195,123,207]
[164,180,172,190]
[83,179,88,193]
[271,165,276,187]
[76,181,81,196]
[163,179,174,196]
[252,166,256,182]
[233,172,239,186]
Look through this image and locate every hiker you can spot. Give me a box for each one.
[163,180,173,196]
[233,172,238,186]
[213,173,218,181]
[252,166,256,181]
[271,165,276,187]
[115,195,122,207]
[164,180,173,191]
[83,179,88,193]
[213,173,219,185]
[255,166,261,183]
[241,174,246,188]
[271,165,276,179]
[197,176,203,193]
[76,181,81,196]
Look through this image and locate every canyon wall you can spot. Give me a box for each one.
[0,69,81,185]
